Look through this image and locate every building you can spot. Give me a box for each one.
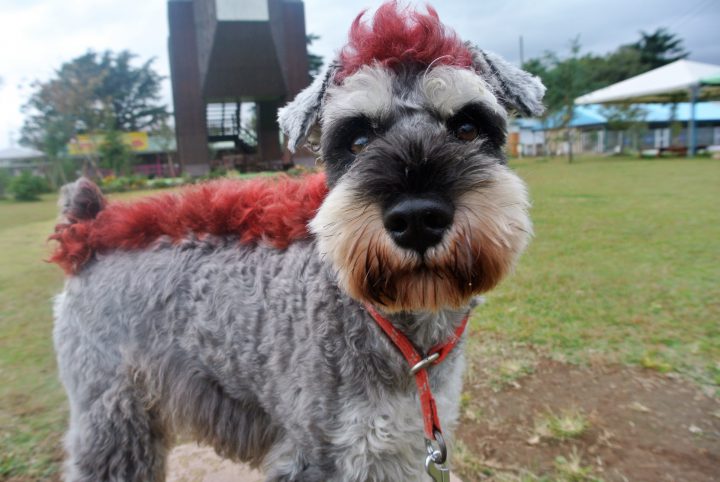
[0,147,48,176]
[508,118,544,157]
[64,132,179,178]
[168,0,310,174]
[511,102,720,156]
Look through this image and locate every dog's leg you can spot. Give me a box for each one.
[262,437,337,482]
[63,375,169,482]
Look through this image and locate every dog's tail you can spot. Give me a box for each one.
[57,177,106,224]
[50,178,107,274]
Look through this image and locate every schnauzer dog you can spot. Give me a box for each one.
[51,2,544,481]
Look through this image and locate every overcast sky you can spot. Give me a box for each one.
[1,0,718,150]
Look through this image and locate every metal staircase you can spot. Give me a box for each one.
[206,102,257,153]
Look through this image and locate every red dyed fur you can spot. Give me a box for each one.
[337,1,473,82]
[50,173,329,275]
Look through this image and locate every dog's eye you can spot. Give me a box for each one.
[350,135,370,154]
[454,123,479,142]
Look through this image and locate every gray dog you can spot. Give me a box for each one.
[51,3,544,481]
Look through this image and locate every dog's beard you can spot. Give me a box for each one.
[310,165,532,313]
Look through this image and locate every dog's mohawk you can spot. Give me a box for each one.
[337,1,474,82]
[49,174,329,275]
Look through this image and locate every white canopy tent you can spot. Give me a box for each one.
[575,60,720,155]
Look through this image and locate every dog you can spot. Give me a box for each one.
[50,2,544,481]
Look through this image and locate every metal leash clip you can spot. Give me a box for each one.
[424,430,450,482]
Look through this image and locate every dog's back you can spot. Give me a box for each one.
[52,176,348,480]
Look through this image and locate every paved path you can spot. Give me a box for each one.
[167,444,263,482]
[167,444,463,481]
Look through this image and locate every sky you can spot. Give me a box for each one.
[0,0,718,150]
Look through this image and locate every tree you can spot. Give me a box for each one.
[581,47,646,91]
[602,104,647,153]
[97,51,169,131]
[155,119,178,177]
[21,53,105,158]
[20,50,168,182]
[98,130,134,175]
[307,34,324,79]
[633,28,688,70]
[524,28,689,106]
[524,38,587,162]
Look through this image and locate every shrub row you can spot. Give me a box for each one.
[98,175,187,193]
[0,172,52,201]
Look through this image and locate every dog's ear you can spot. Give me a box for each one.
[471,48,546,117]
[278,65,337,152]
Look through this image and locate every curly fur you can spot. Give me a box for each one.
[54,237,470,481]
[53,2,543,480]
[337,1,473,82]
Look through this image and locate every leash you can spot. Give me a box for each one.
[364,303,470,481]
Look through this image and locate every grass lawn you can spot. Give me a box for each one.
[475,157,720,385]
[0,189,167,478]
[0,157,718,478]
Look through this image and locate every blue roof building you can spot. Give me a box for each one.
[510,102,720,156]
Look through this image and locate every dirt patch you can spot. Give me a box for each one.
[455,359,720,481]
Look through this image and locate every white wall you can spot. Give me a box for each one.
[216,0,269,21]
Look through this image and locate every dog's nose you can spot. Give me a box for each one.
[383,197,454,254]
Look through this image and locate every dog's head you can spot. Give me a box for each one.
[279,2,544,313]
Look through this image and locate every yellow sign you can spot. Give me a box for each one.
[68,132,150,155]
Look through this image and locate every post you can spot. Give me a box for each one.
[256,100,284,168]
[688,83,699,158]
[168,0,210,175]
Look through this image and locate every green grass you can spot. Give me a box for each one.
[0,193,60,232]
[0,157,718,477]
[534,409,590,441]
[1,193,67,478]
[477,156,720,384]
[553,449,604,482]
[0,189,169,478]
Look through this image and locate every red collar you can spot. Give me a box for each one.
[364,303,470,441]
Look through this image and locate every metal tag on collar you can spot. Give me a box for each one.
[425,456,450,482]
[410,352,440,375]
[425,430,449,481]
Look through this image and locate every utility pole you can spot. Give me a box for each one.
[519,35,524,67]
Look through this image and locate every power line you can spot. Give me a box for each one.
[665,0,714,32]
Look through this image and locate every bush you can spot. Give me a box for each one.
[9,172,50,201]
[146,177,185,189]
[98,175,142,193]
[0,169,9,199]
[97,175,190,193]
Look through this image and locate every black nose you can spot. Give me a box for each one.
[382,197,454,254]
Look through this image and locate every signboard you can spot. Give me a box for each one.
[68,132,150,156]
